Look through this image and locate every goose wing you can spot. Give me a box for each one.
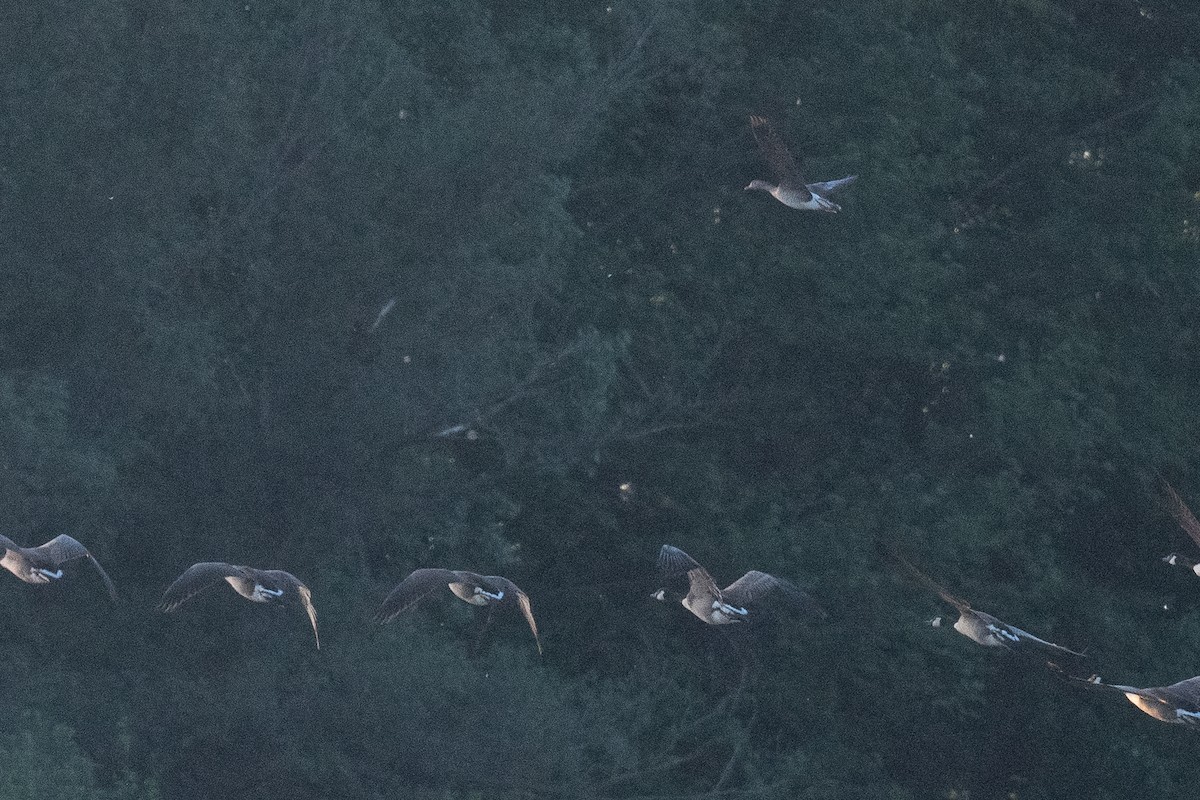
[887,547,973,613]
[375,567,463,623]
[657,544,720,599]
[750,115,810,191]
[260,570,319,650]
[806,175,858,196]
[484,576,542,655]
[722,570,827,620]
[1161,479,1200,551]
[973,609,1085,662]
[159,562,248,612]
[35,534,118,602]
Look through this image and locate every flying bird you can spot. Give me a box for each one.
[1158,479,1200,575]
[1077,673,1200,728]
[652,544,826,625]
[745,115,857,212]
[158,562,319,649]
[888,548,1085,672]
[0,534,117,601]
[375,568,542,654]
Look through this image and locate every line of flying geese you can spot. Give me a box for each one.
[5,477,1200,730]
[4,118,1194,733]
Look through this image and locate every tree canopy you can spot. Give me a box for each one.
[2,0,1199,797]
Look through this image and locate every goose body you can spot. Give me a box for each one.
[376,568,541,654]
[653,544,826,625]
[1082,674,1200,726]
[889,548,1084,671]
[746,115,856,213]
[0,534,117,601]
[159,562,319,648]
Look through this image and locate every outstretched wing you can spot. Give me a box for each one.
[1161,479,1200,551]
[886,546,972,613]
[35,535,118,602]
[159,562,247,612]
[975,610,1086,663]
[806,175,858,196]
[657,544,720,600]
[485,576,542,655]
[375,567,462,623]
[750,115,808,186]
[723,570,827,620]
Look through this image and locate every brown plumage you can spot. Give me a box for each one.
[746,115,857,212]
[0,534,117,601]
[1078,674,1200,727]
[653,544,826,625]
[159,562,319,649]
[375,568,542,654]
[887,547,1084,671]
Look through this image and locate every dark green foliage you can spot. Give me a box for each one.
[2,0,1200,796]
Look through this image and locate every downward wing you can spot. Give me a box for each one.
[159,562,247,612]
[273,572,319,650]
[723,570,827,620]
[375,568,461,623]
[36,535,118,602]
[255,568,319,652]
[976,610,1085,659]
[485,576,543,655]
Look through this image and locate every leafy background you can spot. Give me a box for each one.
[2,0,1199,797]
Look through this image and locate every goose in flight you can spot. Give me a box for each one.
[889,548,1084,672]
[159,562,319,649]
[652,544,826,625]
[1158,479,1200,575]
[0,534,117,601]
[745,115,857,212]
[1077,673,1200,727]
[375,568,542,654]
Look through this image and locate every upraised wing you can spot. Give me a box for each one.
[375,567,463,623]
[1161,479,1200,551]
[886,547,972,613]
[36,534,118,602]
[657,544,720,600]
[750,115,808,189]
[159,562,248,612]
